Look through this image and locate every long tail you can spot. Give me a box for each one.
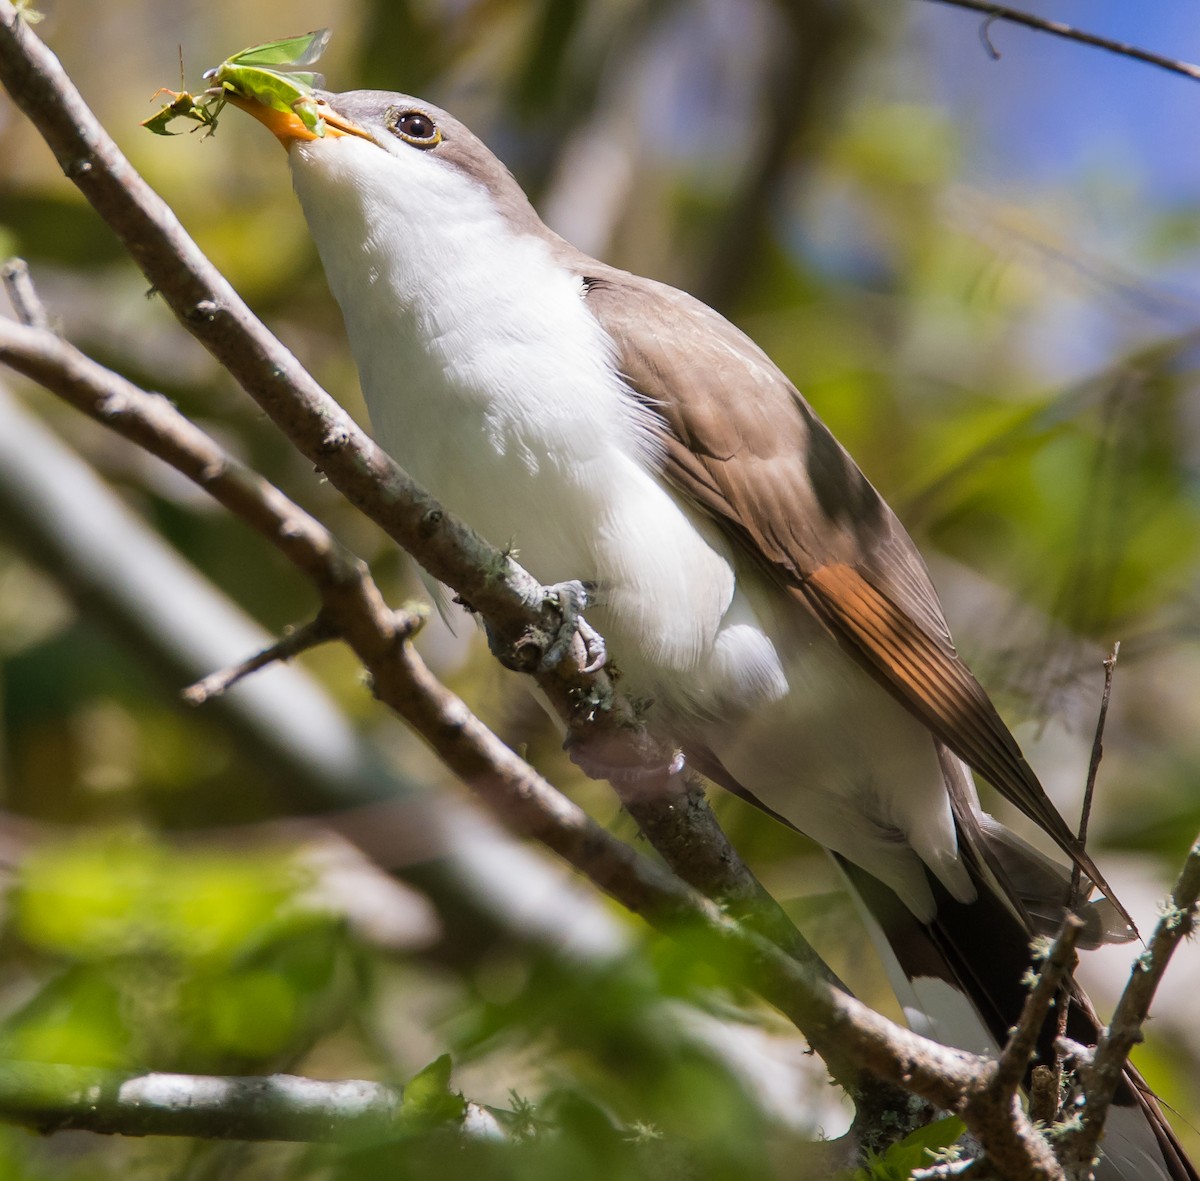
[838,848,1197,1181]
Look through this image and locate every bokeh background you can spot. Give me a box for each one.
[1,1,1199,1176]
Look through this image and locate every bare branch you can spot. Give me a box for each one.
[0,1059,507,1142]
[1047,644,1121,1117]
[1071,642,1119,908]
[918,0,1200,83]
[1058,833,1200,1176]
[0,376,646,977]
[183,612,350,704]
[0,312,1072,1181]
[0,256,49,329]
[977,15,1001,61]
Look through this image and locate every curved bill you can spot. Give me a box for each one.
[227,93,372,148]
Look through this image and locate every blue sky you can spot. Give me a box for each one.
[897,4,1200,376]
[912,3,1200,200]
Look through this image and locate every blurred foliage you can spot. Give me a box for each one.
[836,1115,966,1181]
[3,830,349,1071]
[1,0,1200,1177]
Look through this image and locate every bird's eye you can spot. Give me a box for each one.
[387,109,442,148]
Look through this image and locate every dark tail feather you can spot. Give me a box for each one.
[837,853,1197,1181]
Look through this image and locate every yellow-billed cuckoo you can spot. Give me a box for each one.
[234,89,1194,1180]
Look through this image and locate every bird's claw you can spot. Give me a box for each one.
[539,579,606,673]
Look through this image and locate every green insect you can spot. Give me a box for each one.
[142,46,220,136]
[143,29,331,138]
[203,28,332,136]
[141,87,221,136]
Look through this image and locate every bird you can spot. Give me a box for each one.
[231,85,1196,1180]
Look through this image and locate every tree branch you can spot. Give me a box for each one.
[0,1059,503,1142]
[0,374,634,973]
[1071,643,1119,911]
[182,612,356,705]
[1,256,50,330]
[1058,833,1200,1177]
[0,0,812,983]
[918,0,1200,83]
[0,310,1071,1181]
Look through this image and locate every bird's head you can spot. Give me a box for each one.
[231,88,543,244]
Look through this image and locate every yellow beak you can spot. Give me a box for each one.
[227,94,372,149]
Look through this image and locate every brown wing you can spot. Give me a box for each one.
[581,266,1128,921]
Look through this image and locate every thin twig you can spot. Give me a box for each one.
[0,256,49,330]
[182,612,344,704]
[978,16,1001,61]
[1058,833,1200,1176]
[1072,641,1119,907]
[1050,644,1121,1117]
[919,0,1200,83]
[991,915,1083,1099]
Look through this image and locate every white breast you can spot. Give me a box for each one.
[288,135,747,680]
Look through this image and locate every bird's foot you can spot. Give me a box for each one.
[539,579,606,673]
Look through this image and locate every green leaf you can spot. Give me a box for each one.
[401,1054,466,1131]
[840,1116,967,1180]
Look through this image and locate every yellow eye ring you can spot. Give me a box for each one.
[387,108,442,148]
